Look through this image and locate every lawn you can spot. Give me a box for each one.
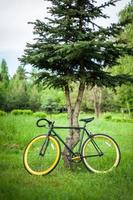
[0,113,133,200]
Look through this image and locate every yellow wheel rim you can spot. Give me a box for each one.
[24,135,60,175]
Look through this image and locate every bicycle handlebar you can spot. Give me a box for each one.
[36,118,53,128]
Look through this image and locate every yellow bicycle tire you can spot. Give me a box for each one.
[23,135,61,175]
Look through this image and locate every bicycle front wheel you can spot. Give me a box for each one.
[82,134,121,173]
[23,135,61,175]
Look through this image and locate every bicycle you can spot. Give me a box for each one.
[23,117,121,176]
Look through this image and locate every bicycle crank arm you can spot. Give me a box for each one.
[82,154,103,158]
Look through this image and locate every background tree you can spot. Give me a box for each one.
[0,59,9,86]
[27,85,41,111]
[41,88,65,113]
[0,82,7,110]
[21,0,133,167]
[86,0,133,116]
[110,0,133,115]
[6,66,29,111]
[92,86,102,118]
[13,65,27,80]
[0,59,9,110]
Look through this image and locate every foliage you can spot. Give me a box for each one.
[104,114,112,120]
[0,110,7,116]
[21,2,133,89]
[119,0,133,48]
[13,65,27,80]
[0,59,9,86]
[33,112,47,118]
[0,64,42,111]
[11,109,33,115]
[111,118,133,123]
[41,88,66,113]
[28,84,41,111]
[41,97,60,113]
[0,59,9,110]
[0,82,7,110]
[109,1,133,114]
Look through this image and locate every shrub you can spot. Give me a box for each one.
[112,118,133,123]
[11,109,33,115]
[0,110,7,116]
[11,109,22,115]
[112,118,122,122]
[22,110,33,115]
[104,114,112,120]
[125,118,133,123]
[33,112,47,118]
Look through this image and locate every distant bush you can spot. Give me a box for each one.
[104,114,112,120]
[112,118,133,123]
[22,110,33,115]
[0,110,7,116]
[111,118,121,122]
[11,109,22,115]
[11,109,33,115]
[125,118,133,123]
[33,112,47,118]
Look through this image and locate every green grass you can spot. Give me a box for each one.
[0,114,133,200]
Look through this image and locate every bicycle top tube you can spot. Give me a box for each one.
[36,117,94,129]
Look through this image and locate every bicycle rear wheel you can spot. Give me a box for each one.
[82,134,121,173]
[23,135,61,175]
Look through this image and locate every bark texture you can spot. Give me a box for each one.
[62,82,85,167]
[92,85,102,118]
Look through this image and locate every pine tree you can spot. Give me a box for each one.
[7,66,29,110]
[13,65,27,80]
[119,0,133,47]
[0,59,9,86]
[0,59,9,110]
[21,0,133,167]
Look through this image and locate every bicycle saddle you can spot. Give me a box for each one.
[80,117,94,123]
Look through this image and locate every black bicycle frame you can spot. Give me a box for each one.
[51,126,88,156]
[42,124,103,157]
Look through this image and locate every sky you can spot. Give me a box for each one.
[0,0,131,76]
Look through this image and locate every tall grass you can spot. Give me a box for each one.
[0,114,133,200]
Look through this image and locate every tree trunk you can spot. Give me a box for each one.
[62,85,73,168]
[92,85,102,118]
[62,82,85,168]
[126,101,131,117]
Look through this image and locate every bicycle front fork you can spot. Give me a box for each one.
[39,137,49,156]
